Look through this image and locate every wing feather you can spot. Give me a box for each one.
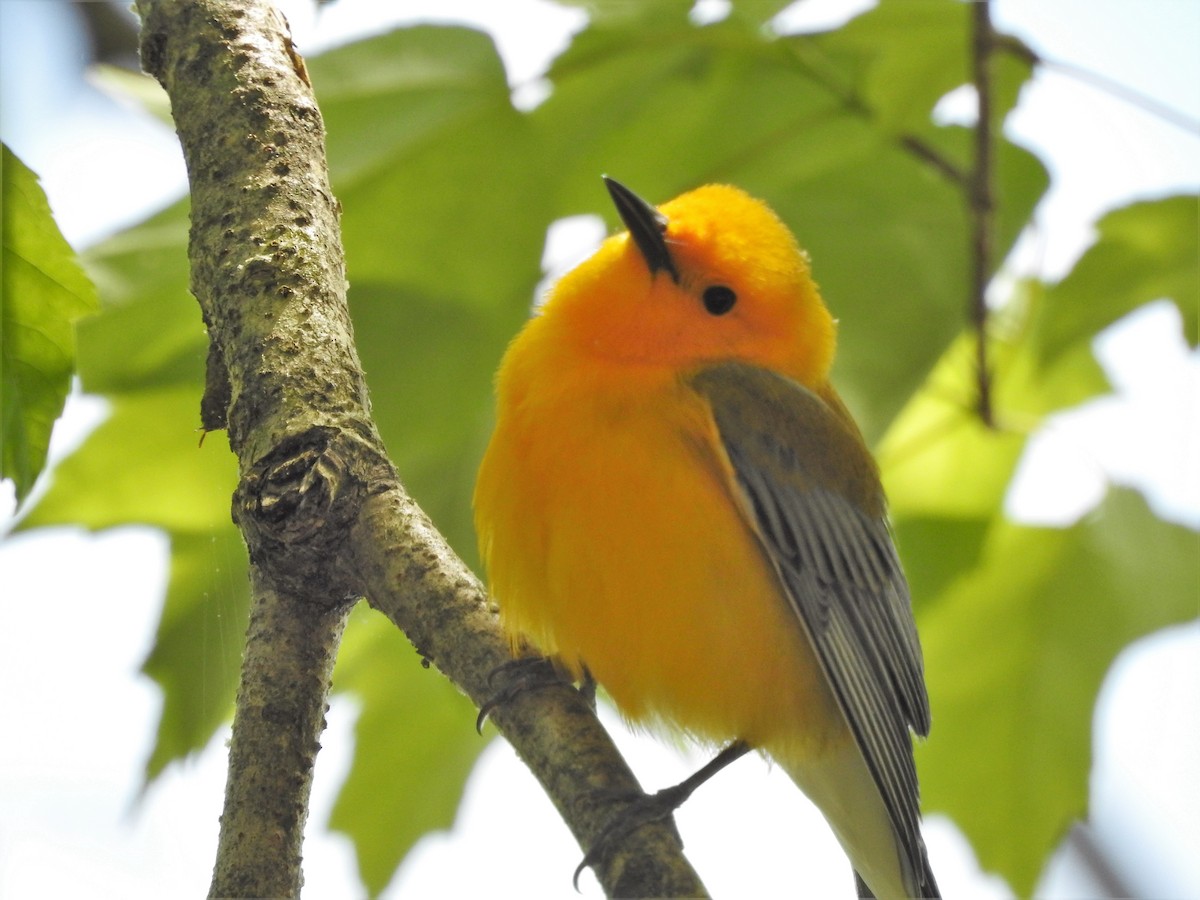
[690,362,936,898]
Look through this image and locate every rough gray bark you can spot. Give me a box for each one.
[133,0,709,896]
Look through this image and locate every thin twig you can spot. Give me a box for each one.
[970,0,996,428]
[899,133,969,186]
[1039,55,1200,137]
[995,32,1198,151]
[1068,823,1136,898]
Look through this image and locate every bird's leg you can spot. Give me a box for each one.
[575,740,753,887]
[577,665,597,708]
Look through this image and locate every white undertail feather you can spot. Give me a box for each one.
[778,741,931,900]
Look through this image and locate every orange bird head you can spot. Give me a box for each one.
[541,177,838,390]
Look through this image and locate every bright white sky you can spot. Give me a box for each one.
[1,0,1197,898]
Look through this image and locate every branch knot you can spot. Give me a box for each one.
[235,426,363,601]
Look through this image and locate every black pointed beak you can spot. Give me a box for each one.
[603,176,679,282]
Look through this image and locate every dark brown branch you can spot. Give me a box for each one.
[970,0,997,427]
[134,0,708,896]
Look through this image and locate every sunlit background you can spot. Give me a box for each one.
[2,0,1197,897]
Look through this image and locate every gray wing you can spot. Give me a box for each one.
[690,361,936,897]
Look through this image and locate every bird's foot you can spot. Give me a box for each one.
[574,741,752,887]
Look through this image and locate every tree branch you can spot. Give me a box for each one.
[134,0,708,895]
[350,479,709,898]
[209,575,351,897]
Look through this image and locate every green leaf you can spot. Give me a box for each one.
[879,306,1105,525]
[882,183,1180,892]
[916,490,1200,895]
[90,63,175,127]
[552,0,691,21]
[143,528,250,777]
[348,281,507,560]
[826,0,972,135]
[76,199,202,395]
[885,383,1088,615]
[1,144,99,503]
[1033,195,1200,363]
[319,27,550,302]
[330,607,486,897]
[880,351,1028,521]
[19,388,236,533]
[8,143,244,775]
[16,386,244,777]
[313,27,552,559]
[893,516,991,604]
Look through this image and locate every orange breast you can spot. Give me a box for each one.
[475,359,846,754]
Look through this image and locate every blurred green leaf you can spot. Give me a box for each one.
[76,200,202,395]
[316,27,552,558]
[1034,194,1200,363]
[826,0,971,135]
[1,144,99,504]
[880,333,1029,521]
[348,281,506,557]
[879,284,1107,525]
[882,185,1192,892]
[143,528,250,776]
[91,63,175,127]
[17,387,245,774]
[552,0,691,21]
[321,27,550,304]
[19,388,235,533]
[916,490,1200,896]
[330,607,486,897]
[824,1,1035,141]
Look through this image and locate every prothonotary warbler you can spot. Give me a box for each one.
[474,177,938,899]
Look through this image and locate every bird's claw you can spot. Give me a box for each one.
[475,656,566,733]
[573,787,683,890]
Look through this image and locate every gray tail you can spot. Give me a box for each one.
[854,856,940,899]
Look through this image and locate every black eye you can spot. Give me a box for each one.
[702,285,737,316]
